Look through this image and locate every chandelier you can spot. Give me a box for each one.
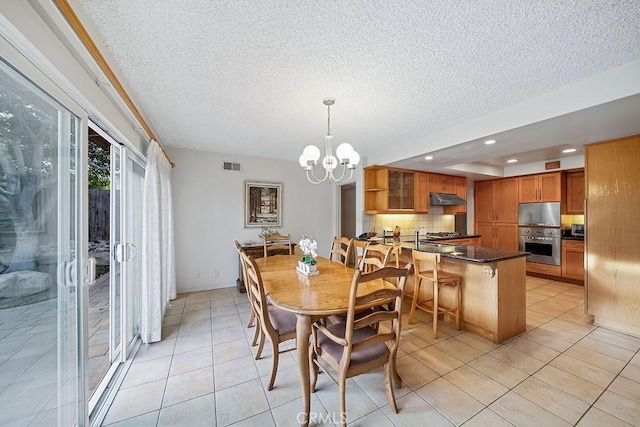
[298,98,360,184]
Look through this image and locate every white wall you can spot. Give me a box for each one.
[168,147,336,293]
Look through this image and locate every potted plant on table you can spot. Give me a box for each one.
[297,236,318,275]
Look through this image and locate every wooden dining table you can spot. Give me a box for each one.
[254,255,398,427]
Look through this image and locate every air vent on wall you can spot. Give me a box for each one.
[223,162,241,171]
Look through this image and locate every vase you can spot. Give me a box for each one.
[297,260,318,276]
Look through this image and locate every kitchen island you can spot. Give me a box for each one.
[389,240,528,343]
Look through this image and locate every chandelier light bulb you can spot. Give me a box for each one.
[348,150,360,166]
[298,154,310,169]
[302,145,321,163]
[322,155,338,171]
[336,143,354,163]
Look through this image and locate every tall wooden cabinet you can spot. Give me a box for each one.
[474,178,519,250]
[586,134,640,337]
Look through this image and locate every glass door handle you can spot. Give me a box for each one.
[115,244,126,263]
[58,259,78,288]
[85,257,96,286]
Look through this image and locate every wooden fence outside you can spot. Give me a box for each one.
[89,189,110,241]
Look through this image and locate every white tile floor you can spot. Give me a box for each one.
[100,277,640,426]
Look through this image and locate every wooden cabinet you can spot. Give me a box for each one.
[495,178,519,222]
[443,176,467,215]
[363,166,414,213]
[475,178,519,250]
[526,262,562,277]
[518,172,564,202]
[388,170,414,210]
[429,173,456,194]
[476,223,496,248]
[364,166,468,214]
[562,239,584,281]
[475,178,518,223]
[364,166,388,213]
[586,135,640,337]
[415,172,430,213]
[566,169,585,214]
[475,180,495,223]
[475,223,518,250]
[495,223,519,251]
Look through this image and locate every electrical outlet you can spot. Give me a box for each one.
[212,270,219,278]
[195,271,201,279]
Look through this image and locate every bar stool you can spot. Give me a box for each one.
[410,250,462,339]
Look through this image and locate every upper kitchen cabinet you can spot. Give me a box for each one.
[443,176,467,215]
[364,166,388,213]
[518,172,565,202]
[429,173,457,194]
[388,169,414,210]
[363,166,414,213]
[415,172,430,213]
[566,169,585,214]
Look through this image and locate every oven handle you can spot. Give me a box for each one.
[522,236,557,241]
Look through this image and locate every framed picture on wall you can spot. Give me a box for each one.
[244,181,282,227]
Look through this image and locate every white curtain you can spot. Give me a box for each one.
[141,140,176,343]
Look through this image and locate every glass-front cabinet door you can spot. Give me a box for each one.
[0,59,84,425]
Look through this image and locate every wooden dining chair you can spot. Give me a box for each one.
[359,243,393,273]
[329,236,353,266]
[309,264,413,426]
[410,250,462,339]
[240,251,297,390]
[352,240,368,268]
[263,233,292,257]
[234,241,261,346]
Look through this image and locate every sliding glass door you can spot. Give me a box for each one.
[0,59,84,425]
[86,126,143,417]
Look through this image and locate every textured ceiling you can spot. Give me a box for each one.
[78,0,640,171]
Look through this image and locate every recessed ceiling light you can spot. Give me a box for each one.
[484,139,496,145]
[425,156,433,160]
[507,159,518,163]
[562,148,577,153]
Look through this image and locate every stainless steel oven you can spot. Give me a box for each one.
[518,227,561,266]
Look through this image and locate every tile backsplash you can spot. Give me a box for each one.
[362,206,455,236]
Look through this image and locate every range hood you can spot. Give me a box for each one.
[429,192,466,206]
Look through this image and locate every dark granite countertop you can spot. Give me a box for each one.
[389,241,529,264]
[562,236,584,241]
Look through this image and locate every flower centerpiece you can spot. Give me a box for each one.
[297,236,319,276]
